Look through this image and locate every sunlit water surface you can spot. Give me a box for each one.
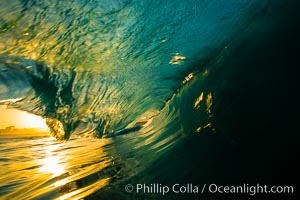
[0,0,299,199]
[0,136,113,199]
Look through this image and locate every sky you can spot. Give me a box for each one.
[0,107,48,130]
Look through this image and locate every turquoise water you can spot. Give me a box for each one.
[0,0,299,199]
[0,0,269,139]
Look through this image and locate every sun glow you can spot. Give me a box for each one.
[40,156,65,177]
[0,107,48,131]
[40,145,65,177]
[20,113,48,131]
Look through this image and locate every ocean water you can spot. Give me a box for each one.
[0,136,110,199]
[0,0,299,199]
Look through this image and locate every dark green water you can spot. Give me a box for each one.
[0,0,299,199]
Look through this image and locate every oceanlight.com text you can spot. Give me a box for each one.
[124,183,294,196]
[208,183,294,195]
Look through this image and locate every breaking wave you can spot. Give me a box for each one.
[0,0,268,140]
[1,0,298,199]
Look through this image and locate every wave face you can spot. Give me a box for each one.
[1,0,299,199]
[0,0,268,140]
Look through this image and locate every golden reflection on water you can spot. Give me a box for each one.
[40,144,65,177]
[57,177,110,200]
[169,53,186,65]
[38,140,65,178]
[194,92,204,108]
[0,137,113,200]
[40,156,64,176]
